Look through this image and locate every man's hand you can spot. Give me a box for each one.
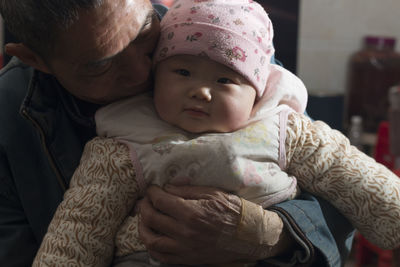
[137,184,245,265]
[137,185,294,265]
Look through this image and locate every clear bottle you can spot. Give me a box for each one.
[348,115,364,151]
[345,36,400,133]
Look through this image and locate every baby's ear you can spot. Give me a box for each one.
[5,43,51,74]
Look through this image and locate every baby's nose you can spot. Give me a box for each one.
[189,86,212,102]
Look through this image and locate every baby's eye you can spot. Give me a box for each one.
[217,77,234,84]
[175,69,191,76]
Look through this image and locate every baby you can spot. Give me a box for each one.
[34,0,400,266]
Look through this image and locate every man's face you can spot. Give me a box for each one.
[46,0,160,104]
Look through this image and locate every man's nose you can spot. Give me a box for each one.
[189,86,212,102]
[117,46,152,86]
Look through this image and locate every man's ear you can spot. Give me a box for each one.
[5,43,51,74]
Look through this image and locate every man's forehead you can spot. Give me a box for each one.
[54,0,153,66]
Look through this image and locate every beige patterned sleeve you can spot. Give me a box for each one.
[285,112,400,250]
[33,137,140,267]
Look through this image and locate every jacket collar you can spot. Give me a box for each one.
[20,67,96,189]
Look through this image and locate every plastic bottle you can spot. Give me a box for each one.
[348,115,364,151]
[345,36,400,133]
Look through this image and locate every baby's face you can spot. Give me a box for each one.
[154,55,256,133]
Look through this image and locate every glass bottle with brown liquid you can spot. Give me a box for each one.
[345,36,400,133]
[389,85,400,169]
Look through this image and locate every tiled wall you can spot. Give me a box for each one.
[297,0,400,95]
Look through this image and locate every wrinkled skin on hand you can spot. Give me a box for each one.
[137,185,245,265]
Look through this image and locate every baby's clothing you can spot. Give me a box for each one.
[97,93,400,253]
[98,93,298,207]
[32,1,400,266]
[34,99,400,267]
[33,65,400,266]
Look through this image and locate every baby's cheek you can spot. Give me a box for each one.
[221,111,251,132]
[213,97,252,132]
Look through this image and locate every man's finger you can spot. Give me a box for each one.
[139,193,190,240]
[145,184,226,221]
[139,213,187,254]
[145,185,191,220]
[163,184,222,200]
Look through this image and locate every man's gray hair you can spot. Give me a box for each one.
[0,0,104,56]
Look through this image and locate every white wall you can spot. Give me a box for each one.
[297,0,400,95]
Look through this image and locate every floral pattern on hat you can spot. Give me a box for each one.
[154,0,275,98]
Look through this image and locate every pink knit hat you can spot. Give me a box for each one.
[153,0,275,98]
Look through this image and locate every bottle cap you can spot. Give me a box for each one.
[351,115,362,125]
[364,36,396,49]
[389,85,400,109]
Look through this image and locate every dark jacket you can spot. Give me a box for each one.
[0,58,93,266]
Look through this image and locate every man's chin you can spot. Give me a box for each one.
[76,80,153,105]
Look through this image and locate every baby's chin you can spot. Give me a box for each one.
[178,125,213,134]
[180,125,237,134]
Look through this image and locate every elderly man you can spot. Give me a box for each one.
[0,0,354,266]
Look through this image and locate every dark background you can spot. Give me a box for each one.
[257,0,300,74]
[3,28,17,65]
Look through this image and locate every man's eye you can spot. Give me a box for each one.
[135,14,158,43]
[217,77,234,84]
[134,28,152,43]
[86,60,112,76]
[175,69,190,76]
